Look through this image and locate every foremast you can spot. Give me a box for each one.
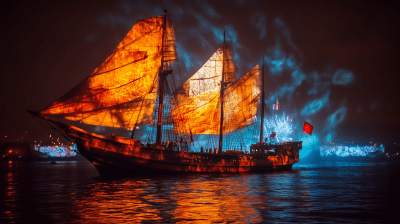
[156,10,172,145]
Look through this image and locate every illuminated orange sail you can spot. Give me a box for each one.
[40,15,176,129]
[223,65,261,133]
[172,47,260,135]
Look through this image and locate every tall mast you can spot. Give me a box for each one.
[218,31,226,154]
[156,10,168,145]
[260,57,265,144]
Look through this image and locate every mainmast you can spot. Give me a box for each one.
[260,57,265,144]
[156,10,171,145]
[218,31,226,154]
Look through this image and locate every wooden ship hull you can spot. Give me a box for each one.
[55,121,302,176]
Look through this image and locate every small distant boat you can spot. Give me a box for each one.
[29,11,302,176]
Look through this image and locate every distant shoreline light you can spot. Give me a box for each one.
[320,144,385,157]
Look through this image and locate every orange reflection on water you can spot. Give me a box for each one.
[71,180,164,223]
[3,163,16,222]
[71,175,264,223]
[169,176,262,223]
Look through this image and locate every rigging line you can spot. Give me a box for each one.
[113,22,161,51]
[169,79,193,138]
[91,55,149,76]
[31,114,55,132]
[33,115,72,142]
[169,49,191,138]
[223,69,259,95]
[130,94,146,138]
[234,93,261,124]
[189,75,222,81]
[46,97,142,117]
[93,24,162,73]
[97,109,108,128]
[44,70,158,111]
[174,93,219,115]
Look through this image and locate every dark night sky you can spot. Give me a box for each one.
[1,0,399,145]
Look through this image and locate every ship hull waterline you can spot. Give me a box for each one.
[55,121,302,176]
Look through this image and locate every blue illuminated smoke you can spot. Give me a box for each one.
[301,91,330,116]
[308,71,330,95]
[176,43,193,70]
[198,1,220,19]
[325,133,332,142]
[291,69,305,86]
[299,135,320,158]
[265,38,287,75]
[273,17,302,57]
[251,13,267,40]
[332,69,354,85]
[327,107,347,128]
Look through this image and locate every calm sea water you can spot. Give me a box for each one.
[1,159,399,223]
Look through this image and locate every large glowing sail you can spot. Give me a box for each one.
[40,15,176,129]
[224,65,261,133]
[172,46,260,135]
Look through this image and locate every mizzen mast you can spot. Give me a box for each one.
[218,31,226,154]
[260,57,265,144]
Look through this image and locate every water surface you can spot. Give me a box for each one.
[1,160,399,223]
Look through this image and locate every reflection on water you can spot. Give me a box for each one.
[1,161,399,223]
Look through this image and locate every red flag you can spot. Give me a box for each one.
[276,103,280,110]
[270,132,276,138]
[303,121,313,135]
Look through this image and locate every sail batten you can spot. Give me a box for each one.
[40,14,176,129]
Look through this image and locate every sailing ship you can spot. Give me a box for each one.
[28,11,302,175]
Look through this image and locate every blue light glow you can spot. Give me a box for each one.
[307,72,330,95]
[273,17,302,56]
[286,56,296,69]
[325,133,332,142]
[299,135,320,158]
[327,107,347,128]
[277,84,295,99]
[199,1,220,19]
[320,145,384,157]
[212,27,224,42]
[190,28,210,47]
[332,69,354,85]
[291,69,305,86]
[273,113,294,142]
[35,145,76,157]
[251,13,267,40]
[176,43,192,70]
[225,25,239,46]
[301,91,330,116]
[265,37,286,75]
